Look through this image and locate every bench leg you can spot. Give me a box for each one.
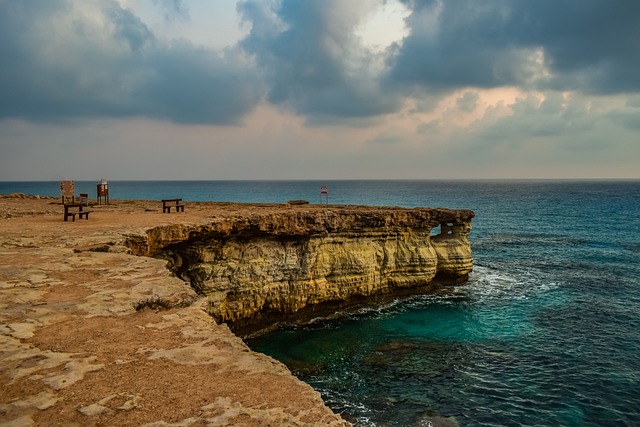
[163,206,171,213]
[177,205,184,212]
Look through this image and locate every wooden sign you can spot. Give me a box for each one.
[60,180,74,203]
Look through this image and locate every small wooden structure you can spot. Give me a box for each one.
[60,180,75,204]
[162,198,185,213]
[97,181,109,205]
[63,203,93,222]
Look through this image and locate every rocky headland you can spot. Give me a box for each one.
[0,195,473,426]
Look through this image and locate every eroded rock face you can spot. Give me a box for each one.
[127,207,474,335]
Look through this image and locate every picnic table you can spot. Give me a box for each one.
[162,199,185,213]
[63,203,94,222]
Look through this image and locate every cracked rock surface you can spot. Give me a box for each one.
[0,197,349,426]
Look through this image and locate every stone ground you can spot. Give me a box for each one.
[0,196,350,426]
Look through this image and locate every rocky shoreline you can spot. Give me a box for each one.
[0,196,473,426]
[128,206,474,337]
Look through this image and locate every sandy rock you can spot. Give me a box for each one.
[0,198,357,426]
[0,196,474,426]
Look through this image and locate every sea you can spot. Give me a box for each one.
[2,179,639,426]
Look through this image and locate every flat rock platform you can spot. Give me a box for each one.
[0,197,349,426]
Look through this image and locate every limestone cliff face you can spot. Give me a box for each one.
[126,206,473,335]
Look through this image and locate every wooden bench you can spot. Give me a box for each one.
[78,210,94,220]
[162,199,185,213]
[64,204,93,221]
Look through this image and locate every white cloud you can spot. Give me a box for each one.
[355,0,410,53]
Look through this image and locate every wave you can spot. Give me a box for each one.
[284,264,563,336]
[465,265,560,302]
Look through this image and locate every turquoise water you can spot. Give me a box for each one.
[3,180,640,426]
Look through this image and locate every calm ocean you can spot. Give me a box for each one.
[3,180,639,426]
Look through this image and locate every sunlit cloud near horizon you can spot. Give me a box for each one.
[1,0,638,181]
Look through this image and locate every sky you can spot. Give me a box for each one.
[1,0,639,181]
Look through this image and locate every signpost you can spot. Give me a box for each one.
[97,179,109,205]
[320,185,328,204]
[60,180,75,204]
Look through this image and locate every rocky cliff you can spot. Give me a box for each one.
[126,206,474,335]
[0,198,352,426]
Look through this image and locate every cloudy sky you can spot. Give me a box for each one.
[1,0,639,181]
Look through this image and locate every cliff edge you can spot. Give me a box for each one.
[0,197,473,426]
[126,206,474,336]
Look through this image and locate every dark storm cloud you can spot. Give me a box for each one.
[0,0,262,124]
[238,0,400,121]
[389,0,535,91]
[511,1,640,94]
[390,0,640,95]
[131,44,262,124]
[236,0,639,123]
[1,0,638,126]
